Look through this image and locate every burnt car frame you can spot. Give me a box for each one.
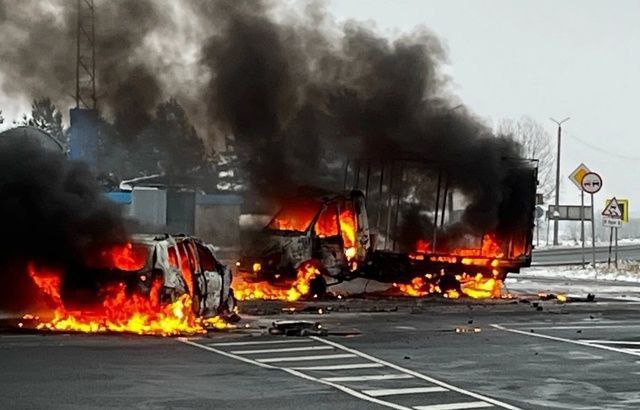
[62,234,235,318]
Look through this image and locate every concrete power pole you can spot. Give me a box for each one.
[550,117,570,246]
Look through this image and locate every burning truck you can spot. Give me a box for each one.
[235,159,538,299]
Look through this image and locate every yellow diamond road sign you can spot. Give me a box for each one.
[569,163,591,190]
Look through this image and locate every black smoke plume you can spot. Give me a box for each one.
[0,0,533,251]
[0,139,128,311]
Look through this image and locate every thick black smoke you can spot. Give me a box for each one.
[0,0,167,135]
[200,1,528,245]
[0,139,128,310]
[0,0,531,250]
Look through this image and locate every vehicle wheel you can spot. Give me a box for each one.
[309,275,327,298]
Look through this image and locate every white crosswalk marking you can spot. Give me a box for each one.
[181,337,517,410]
[231,345,333,355]
[208,339,313,347]
[322,374,413,382]
[256,353,357,363]
[290,363,384,371]
[414,402,494,410]
[363,387,448,397]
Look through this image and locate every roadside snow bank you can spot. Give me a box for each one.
[521,263,640,283]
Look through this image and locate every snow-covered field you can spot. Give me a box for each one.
[519,262,640,283]
[534,237,640,250]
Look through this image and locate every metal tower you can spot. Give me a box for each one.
[75,0,96,109]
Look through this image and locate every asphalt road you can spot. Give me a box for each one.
[2,275,640,409]
[532,244,640,266]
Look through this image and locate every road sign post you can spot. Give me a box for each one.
[581,172,602,270]
[602,197,628,270]
[570,163,591,269]
[581,190,585,268]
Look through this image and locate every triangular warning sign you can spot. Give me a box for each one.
[602,197,622,218]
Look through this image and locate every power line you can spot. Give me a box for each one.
[565,133,640,161]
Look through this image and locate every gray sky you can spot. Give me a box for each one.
[1,0,638,214]
[329,0,640,215]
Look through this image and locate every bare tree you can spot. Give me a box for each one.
[497,116,554,200]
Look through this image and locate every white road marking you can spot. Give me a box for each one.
[256,353,357,363]
[363,387,448,397]
[181,337,518,410]
[526,325,640,330]
[291,363,384,371]
[208,338,313,347]
[567,351,603,360]
[414,402,494,410]
[322,374,413,382]
[579,340,640,345]
[310,337,520,410]
[180,339,411,410]
[231,345,333,355]
[179,338,276,370]
[491,325,640,357]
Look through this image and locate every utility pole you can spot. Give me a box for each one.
[550,117,570,246]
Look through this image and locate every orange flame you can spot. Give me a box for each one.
[393,272,503,300]
[26,263,230,336]
[98,243,148,271]
[233,261,321,302]
[27,262,62,306]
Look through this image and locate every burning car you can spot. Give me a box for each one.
[65,234,235,317]
[28,234,236,335]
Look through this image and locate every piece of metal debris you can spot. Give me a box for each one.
[269,320,328,336]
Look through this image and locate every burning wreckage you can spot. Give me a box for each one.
[27,234,236,335]
[236,159,538,301]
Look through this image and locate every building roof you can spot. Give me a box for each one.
[0,126,65,153]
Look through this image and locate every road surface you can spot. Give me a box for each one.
[2,274,640,409]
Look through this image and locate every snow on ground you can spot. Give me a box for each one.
[534,237,640,250]
[519,262,640,283]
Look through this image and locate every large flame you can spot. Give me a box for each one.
[233,261,321,302]
[98,243,148,271]
[26,263,230,336]
[393,272,504,300]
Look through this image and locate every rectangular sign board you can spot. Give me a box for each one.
[548,205,592,221]
[603,217,622,228]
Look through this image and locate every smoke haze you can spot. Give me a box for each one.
[0,0,532,249]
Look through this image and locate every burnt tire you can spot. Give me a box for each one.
[309,275,327,298]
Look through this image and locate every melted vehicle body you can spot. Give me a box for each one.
[62,234,235,318]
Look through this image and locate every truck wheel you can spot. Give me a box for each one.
[309,275,327,298]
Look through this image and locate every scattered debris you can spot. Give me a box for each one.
[268,320,328,336]
[455,326,482,333]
